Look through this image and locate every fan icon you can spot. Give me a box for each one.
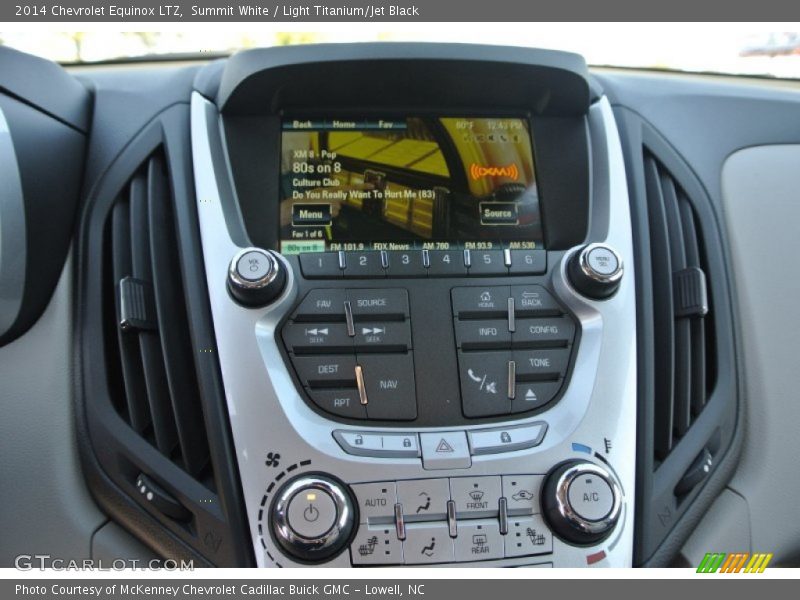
[265,452,281,467]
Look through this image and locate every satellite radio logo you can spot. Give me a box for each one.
[469,163,520,181]
[696,552,773,573]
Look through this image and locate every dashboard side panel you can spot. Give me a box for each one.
[720,144,800,566]
[0,255,106,566]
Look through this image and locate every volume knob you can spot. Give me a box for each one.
[567,243,623,299]
[542,461,622,546]
[227,247,286,307]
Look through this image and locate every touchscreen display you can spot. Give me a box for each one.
[278,117,542,254]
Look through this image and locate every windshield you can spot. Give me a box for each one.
[2,24,799,79]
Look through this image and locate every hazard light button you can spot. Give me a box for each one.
[420,431,471,470]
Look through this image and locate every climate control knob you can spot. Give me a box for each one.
[567,243,623,299]
[542,461,622,546]
[270,475,355,562]
[227,247,286,307]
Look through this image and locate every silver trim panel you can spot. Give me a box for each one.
[191,93,637,567]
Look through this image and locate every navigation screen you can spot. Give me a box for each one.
[278,117,543,254]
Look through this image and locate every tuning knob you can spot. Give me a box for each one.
[227,247,286,307]
[567,243,623,299]
[542,461,622,546]
[270,475,355,562]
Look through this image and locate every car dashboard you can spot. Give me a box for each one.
[1,42,799,569]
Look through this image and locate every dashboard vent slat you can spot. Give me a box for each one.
[643,155,676,459]
[106,149,213,483]
[644,152,712,463]
[146,155,210,478]
[111,199,150,434]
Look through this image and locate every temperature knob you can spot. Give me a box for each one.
[270,475,355,562]
[567,243,623,299]
[542,461,622,546]
[227,247,286,307]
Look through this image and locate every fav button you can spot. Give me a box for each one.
[293,289,348,322]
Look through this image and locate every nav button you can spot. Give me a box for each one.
[358,354,417,421]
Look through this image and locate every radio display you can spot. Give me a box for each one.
[278,117,543,254]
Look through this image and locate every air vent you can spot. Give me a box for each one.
[643,152,715,464]
[103,150,214,487]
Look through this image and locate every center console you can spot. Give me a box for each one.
[191,43,637,567]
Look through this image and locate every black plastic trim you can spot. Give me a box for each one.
[75,105,253,566]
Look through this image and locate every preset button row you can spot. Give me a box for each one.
[299,249,546,279]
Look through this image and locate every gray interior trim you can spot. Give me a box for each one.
[720,144,800,567]
[0,105,26,338]
[0,253,106,567]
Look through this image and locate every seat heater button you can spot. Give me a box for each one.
[396,478,450,522]
[467,422,548,456]
[333,431,420,458]
[403,522,455,564]
[350,482,397,523]
[419,431,471,470]
[454,520,504,562]
[350,525,403,565]
[450,476,502,518]
[505,514,553,557]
